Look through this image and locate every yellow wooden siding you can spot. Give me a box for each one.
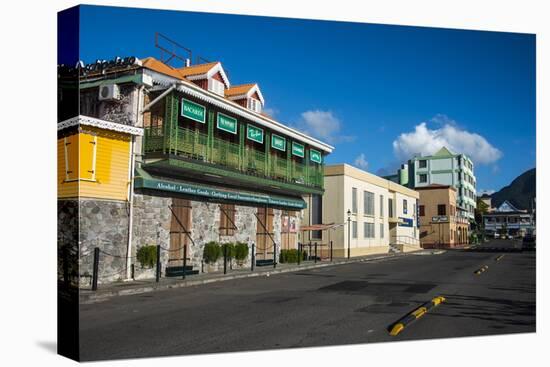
[58,128,132,201]
[58,137,78,198]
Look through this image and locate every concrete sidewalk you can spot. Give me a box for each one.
[79,249,445,304]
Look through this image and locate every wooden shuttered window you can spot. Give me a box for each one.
[256,207,275,258]
[79,134,97,181]
[63,133,97,181]
[219,203,236,236]
[64,135,79,181]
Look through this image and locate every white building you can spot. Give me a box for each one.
[483,200,535,237]
[303,164,420,257]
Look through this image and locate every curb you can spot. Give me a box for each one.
[389,296,446,336]
[80,250,436,304]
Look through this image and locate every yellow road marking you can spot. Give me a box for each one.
[389,323,405,336]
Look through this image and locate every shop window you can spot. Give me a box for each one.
[219,203,236,236]
[438,204,446,216]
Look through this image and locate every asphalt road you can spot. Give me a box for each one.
[79,239,535,361]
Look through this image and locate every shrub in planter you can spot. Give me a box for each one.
[221,243,236,259]
[203,242,221,264]
[280,249,300,264]
[137,245,157,268]
[234,242,249,261]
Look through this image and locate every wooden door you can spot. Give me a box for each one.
[281,210,298,250]
[169,198,192,267]
[256,207,274,260]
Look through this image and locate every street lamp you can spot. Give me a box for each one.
[347,209,351,259]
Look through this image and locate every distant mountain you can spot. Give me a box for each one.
[490,168,536,210]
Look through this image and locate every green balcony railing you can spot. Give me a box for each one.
[244,148,266,176]
[143,126,324,189]
[212,138,241,170]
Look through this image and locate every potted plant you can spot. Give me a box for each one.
[136,244,157,269]
[203,241,221,272]
[234,242,249,266]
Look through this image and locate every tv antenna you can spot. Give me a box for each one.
[155,32,192,68]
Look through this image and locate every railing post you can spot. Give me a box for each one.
[224,244,228,274]
[156,245,161,283]
[182,245,187,280]
[314,242,318,263]
[131,264,135,280]
[298,242,301,265]
[92,247,100,291]
[251,243,256,272]
[273,242,277,269]
[62,246,70,289]
[330,240,333,262]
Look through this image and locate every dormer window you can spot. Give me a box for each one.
[209,79,225,96]
[248,98,262,113]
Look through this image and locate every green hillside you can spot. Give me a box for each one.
[491,168,536,210]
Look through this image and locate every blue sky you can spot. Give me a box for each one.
[75,5,536,193]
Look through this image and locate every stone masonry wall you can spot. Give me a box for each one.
[131,194,172,280]
[68,193,303,285]
[78,199,129,285]
[57,200,79,285]
[191,203,258,272]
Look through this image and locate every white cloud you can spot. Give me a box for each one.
[262,107,278,117]
[292,110,355,144]
[392,121,502,165]
[353,153,369,170]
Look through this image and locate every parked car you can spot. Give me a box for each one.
[494,233,500,239]
[522,233,536,250]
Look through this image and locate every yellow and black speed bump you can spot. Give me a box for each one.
[495,254,505,262]
[474,265,489,275]
[388,296,446,336]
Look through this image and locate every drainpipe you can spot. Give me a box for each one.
[126,135,136,280]
[125,84,145,280]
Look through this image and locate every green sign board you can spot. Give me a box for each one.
[271,134,286,152]
[181,98,206,123]
[310,149,322,164]
[135,176,306,209]
[292,142,305,158]
[216,113,238,134]
[247,124,264,144]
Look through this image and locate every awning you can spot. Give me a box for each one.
[134,167,306,209]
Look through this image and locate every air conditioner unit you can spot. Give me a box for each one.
[98,84,120,101]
